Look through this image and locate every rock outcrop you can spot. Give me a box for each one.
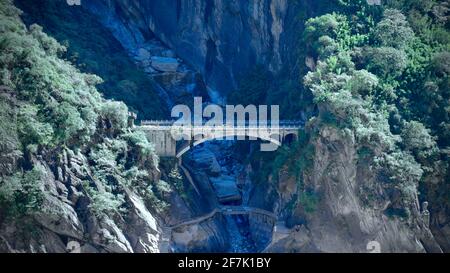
[150,57,179,72]
[3,0,447,254]
[0,148,163,253]
[82,0,299,98]
[130,38,209,107]
[171,215,230,252]
[209,176,241,203]
[253,126,443,253]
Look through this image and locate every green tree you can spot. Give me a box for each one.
[364,47,408,78]
[0,166,44,219]
[100,101,128,133]
[374,9,415,49]
[348,69,379,97]
[401,121,438,161]
[17,104,54,148]
[54,102,85,143]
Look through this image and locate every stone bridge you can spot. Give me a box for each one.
[159,205,293,253]
[137,120,303,157]
[170,205,277,229]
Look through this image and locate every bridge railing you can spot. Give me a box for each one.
[140,120,304,128]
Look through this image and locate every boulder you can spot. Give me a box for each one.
[188,147,221,176]
[136,48,151,61]
[209,175,241,203]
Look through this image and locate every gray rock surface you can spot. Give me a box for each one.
[188,146,222,176]
[256,126,443,253]
[150,56,179,72]
[0,148,165,253]
[209,175,241,203]
[82,0,298,97]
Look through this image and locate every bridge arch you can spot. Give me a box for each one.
[176,132,281,158]
[283,133,298,144]
[138,120,303,158]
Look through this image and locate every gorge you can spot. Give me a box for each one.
[0,0,449,253]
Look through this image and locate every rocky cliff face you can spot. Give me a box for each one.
[82,0,300,99]
[0,88,162,253]
[4,0,446,253]
[249,125,443,253]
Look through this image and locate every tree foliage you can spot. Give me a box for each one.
[0,166,44,220]
[0,0,166,222]
[301,1,449,219]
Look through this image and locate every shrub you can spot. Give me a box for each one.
[100,101,128,132]
[85,183,125,218]
[298,191,319,213]
[17,104,54,148]
[53,102,85,143]
[304,13,341,43]
[122,131,158,167]
[123,131,155,156]
[29,24,66,56]
[89,143,118,168]
[373,9,414,49]
[144,187,169,214]
[168,167,184,193]
[430,51,450,77]
[375,151,423,186]
[348,69,379,97]
[400,120,438,161]
[364,47,408,77]
[0,166,44,219]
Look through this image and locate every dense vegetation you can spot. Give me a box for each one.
[0,0,448,251]
[0,0,168,222]
[241,0,449,222]
[301,0,449,217]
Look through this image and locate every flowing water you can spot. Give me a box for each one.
[225,215,257,253]
[188,142,262,253]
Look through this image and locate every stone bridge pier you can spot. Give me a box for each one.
[142,128,177,157]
